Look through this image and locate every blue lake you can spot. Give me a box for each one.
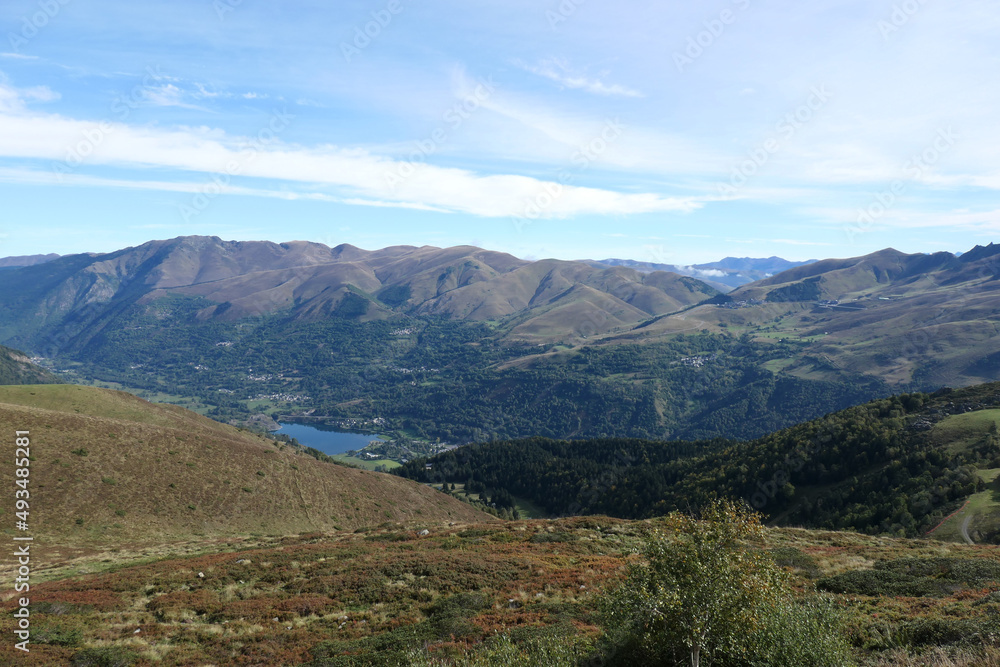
[274,423,385,456]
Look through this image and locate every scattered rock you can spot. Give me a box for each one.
[418,529,430,537]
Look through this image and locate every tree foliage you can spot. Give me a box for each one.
[601,500,854,667]
[398,384,1000,537]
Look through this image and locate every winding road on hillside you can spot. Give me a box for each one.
[961,515,974,545]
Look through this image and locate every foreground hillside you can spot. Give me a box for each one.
[0,345,55,385]
[0,385,490,551]
[2,517,1000,665]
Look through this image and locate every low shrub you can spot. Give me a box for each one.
[819,557,1000,597]
[529,531,577,544]
[70,646,141,667]
[33,624,82,647]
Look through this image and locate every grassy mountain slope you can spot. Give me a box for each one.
[923,409,1000,544]
[0,385,491,546]
[622,243,1000,388]
[0,344,56,384]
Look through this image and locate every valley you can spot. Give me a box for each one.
[6,236,970,449]
[2,238,1000,665]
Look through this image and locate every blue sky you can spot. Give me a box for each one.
[0,0,996,264]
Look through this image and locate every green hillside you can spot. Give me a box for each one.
[398,382,1000,541]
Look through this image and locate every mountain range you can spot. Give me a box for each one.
[0,236,718,354]
[2,239,1000,664]
[0,236,998,443]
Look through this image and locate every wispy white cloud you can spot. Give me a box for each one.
[466,83,726,175]
[193,83,226,99]
[0,83,706,219]
[518,58,643,98]
[295,98,326,108]
[144,84,211,111]
[677,265,728,278]
[770,239,833,246]
[0,167,450,213]
[0,53,39,60]
[0,76,59,112]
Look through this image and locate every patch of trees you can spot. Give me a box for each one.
[766,276,823,302]
[398,386,1000,537]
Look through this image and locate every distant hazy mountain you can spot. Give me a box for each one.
[0,253,60,269]
[0,236,720,354]
[591,256,816,291]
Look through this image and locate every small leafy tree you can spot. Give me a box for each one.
[603,499,853,667]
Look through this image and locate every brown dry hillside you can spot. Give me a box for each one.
[0,385,491,547]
